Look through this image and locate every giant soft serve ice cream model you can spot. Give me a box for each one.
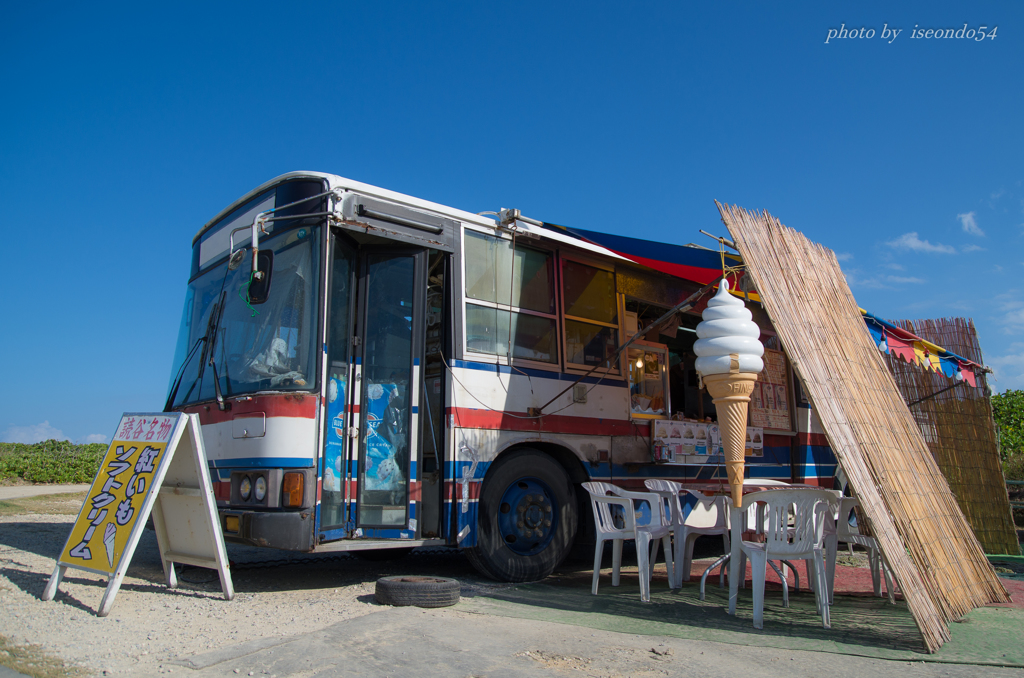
[694,280,765,508]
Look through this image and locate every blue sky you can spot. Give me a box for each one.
[1,1,1021,444]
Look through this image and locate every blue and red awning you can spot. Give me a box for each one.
[540,222,985,386]
[541,223,754,293]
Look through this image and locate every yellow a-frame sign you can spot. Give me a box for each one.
[42,412,233,616]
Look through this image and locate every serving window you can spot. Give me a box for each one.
[561,258,621,372]
[462,229,559,365]
[627,341,670,419]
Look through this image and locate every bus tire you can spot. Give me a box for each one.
[465,448,577,582]
[374,576,460,608]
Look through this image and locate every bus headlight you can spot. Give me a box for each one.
[282,472,304,508]
[239,475,252,500]
[254,475,267,502]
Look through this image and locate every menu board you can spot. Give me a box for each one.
[651,420,763,463]
[750,348,791,431]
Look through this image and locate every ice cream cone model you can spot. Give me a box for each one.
[694,280,764,507]
[103,522,117,569]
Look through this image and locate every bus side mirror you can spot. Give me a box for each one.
[248,250,274,304]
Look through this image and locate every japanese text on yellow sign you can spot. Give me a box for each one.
[59,415,178,573]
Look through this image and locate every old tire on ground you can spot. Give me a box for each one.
[374,576,460,608]
[465,448,577,582]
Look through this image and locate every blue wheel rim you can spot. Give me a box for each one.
[496,476,558,556]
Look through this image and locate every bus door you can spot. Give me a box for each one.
[319,234,357,539]
[352,247,426,533]
[320,195,457,543]
[319,235,430,539]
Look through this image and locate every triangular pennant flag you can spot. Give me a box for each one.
[913,342,927,367]
[940,356,958,378]
[960,365,977,387]
[867,322,884,348]
[887,334,915,363]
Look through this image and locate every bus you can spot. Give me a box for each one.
[165,171,836,582]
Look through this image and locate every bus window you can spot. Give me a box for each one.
[463,230,557,364]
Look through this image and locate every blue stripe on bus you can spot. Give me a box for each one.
[450,359,628,388]
[208,457,316,469]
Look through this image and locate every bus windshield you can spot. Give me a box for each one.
[167,226,320,408]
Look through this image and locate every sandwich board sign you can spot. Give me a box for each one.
[42,412,233,616]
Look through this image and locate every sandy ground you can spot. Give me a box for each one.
[2,493,1022,678]
[0,493,564,676]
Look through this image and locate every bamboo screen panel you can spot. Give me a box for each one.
[717,203,1008,652]
[885,318,1017,555]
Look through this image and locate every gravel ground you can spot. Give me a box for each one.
[0,494,498,677]
[3,494,1020,678]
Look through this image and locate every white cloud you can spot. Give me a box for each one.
[884,263,905,271]
[843,269,887,289]
[885,275,926,284]
[988,342,1024,391]
[885,232,957,254]
[957,211,984,236]
[1001,307,1024,334]
[835,252,853,261]
[81,434,109,444]
[2,421,67,444]
[962,244,985,252]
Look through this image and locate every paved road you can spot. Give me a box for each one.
[167,605,1023,678]
[0,484,89,501]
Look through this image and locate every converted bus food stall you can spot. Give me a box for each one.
[165,171,836,582]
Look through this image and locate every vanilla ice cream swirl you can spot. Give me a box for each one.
[694,280,764,375]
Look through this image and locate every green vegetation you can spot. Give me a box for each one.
[994,390,1024,533]
[994,389,1024,457]
[0,439,105,484]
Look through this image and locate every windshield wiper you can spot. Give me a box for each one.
[163,291,229,412]
[164,335,205,412]
[205,291,231,412]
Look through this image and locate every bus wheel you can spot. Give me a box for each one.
[466,448,577,582]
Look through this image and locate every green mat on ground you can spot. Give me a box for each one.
[459,571,1024,667]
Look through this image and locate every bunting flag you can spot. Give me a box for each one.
[522,221,985,389]
[913,343,927,368]
[887,333,916,364]
[860,310,984,387]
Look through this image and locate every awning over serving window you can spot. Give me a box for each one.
[541,223,743,286]
[538,222,987,386]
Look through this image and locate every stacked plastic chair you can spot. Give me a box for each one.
[582,482,675,602]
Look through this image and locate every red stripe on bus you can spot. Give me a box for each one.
[181,394,317,425]
[448,407,647,437]
[213,481,231,501]
[795,432,829,447]
[443,481,482,501]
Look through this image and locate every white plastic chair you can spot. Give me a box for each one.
[644,479,729,588]
[736,489,837,629]
[582,482,675,602]
[830,496,895,604]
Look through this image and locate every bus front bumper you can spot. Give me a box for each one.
[219,509,315,551]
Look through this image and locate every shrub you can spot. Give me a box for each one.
[993,389,1024,480]
[0,439,106,484]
